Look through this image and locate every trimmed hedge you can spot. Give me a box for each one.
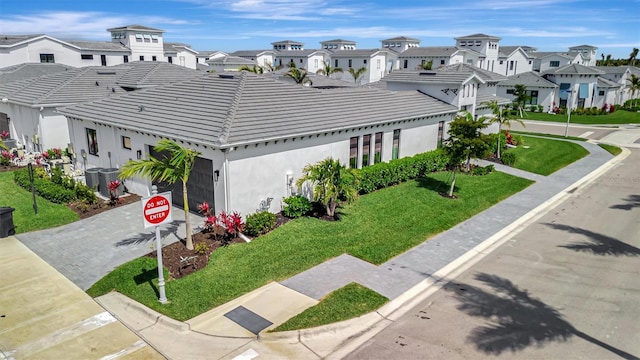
[355,149,449,194]
[244,211,277,237]
[282,195,313,218]
[14,168,75,204]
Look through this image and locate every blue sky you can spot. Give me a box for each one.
[1,0,638,58]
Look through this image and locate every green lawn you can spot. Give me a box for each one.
[510,130,587,142]
[0,171,79,233]
[88,171,533,321]
[598,143,622,156]
[523,110,640,124]
[506,136,589,175]
[272,283,388,332]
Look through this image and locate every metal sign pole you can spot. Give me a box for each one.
[151,185,168,303]
[28,163,38,214]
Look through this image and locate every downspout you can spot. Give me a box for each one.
[223,148,231,211]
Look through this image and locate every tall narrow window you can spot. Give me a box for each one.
[335,59,339,67]
[437,121,445,148]
[123,55,129,63]
[349,136,359,168]
[101,55,107,66]
[362,134,371,167]
[349,59,352,68]
[86,128,98,155]
[403,59,408,69]
[168,56,173,64]
[374,132,383,163]
[392,129,400,160]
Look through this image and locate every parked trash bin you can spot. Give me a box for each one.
[98,168,121,198]
[84,167,103,192]
[0,207,16,238]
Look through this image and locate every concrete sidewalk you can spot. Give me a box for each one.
[94,140,627,359]
[0,236,164,359]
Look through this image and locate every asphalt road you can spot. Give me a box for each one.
[345,149,640,360]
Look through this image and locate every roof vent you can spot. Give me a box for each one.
[419,71,437,76]
[138,105,145,112]
[219,74,235,79]
[97,71,116,75]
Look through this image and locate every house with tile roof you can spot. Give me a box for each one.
[532,51,583,73]
[497,71,558,112]
[58,71,458,216]
[229,50,276,70]
[542,63,605,109]
[207,55,260,73]
[0,62,199,151]
[495,46,536,76]
[594,66,640,104]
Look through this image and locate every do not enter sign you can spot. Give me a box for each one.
[142,192,172,228]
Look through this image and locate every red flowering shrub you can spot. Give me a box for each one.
[197,202,245,239]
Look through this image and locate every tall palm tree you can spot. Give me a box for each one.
[285,68,312,86]
[119,139,200,250]
[348,66,367,84]
[628,74,640,107]
[484,100,525,159]
[605,54,612,66]
[296,157,358,217]
[316,61,343,77]
[238,65,264,74]
[628,48,639,67]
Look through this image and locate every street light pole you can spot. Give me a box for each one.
[564,90,572,137]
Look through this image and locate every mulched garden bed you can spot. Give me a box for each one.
[67,193,142,219]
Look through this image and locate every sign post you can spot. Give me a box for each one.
[564,90,573,137]
[142,186,172,303]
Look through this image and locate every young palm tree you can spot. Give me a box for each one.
[484,100,525,159]
[348,66,367,84]
[238,65,264,74]
[296,157,358,218]
[119,139,200,250]
[285,68,313,86]
[512,84,529,118]
[628,74,640,107]
[316,61,343,77]
[416,60,433,70]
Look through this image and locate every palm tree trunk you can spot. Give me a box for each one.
[497,123,502,159]
[448,168,457,197]
[183,180,193,250]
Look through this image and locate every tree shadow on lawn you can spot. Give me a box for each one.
[609,194,640,211]
[416,175,456,194]
[544,222,640,257]
[114,220,186,247]
[445,273,638,359]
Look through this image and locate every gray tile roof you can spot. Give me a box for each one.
[398,46,460,57]
[542,63,605,75]
[531,51,575,60]
[381,36,420,42]
[230,50,273,57]
[65,40,130,51]
[208,56,257,66]
[0,63,75,84]
[369,69,472,85]
[476,94,512,107]
[107,25,164,32]
[569,45,597,49]
[115,61,200,89]
[327,49,382,57]
[597,77,621,88]
[275,49,323,56]
[593,66,632,75]
[0,34,44,46]
[455,33,501,40]
[498,46,535,58]
[439,63,507,82]
[497,71,558,88]
[58,72,458,148]
[321,39,356,43]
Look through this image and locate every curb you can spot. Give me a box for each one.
[320,146,631,359]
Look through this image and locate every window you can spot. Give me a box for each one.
[499,60,504,65]
[335,59,339,67]
[377,59,381,70]
[403,59,408,69]
[362,134,371,167]
[168,56,172,64]
[40,54,55,63]
[506,89,515,95]
[123,55,129,63]
[527,90,539,105]
[81,54,94,60]
[460,41,467,46]
[475,41,481,46]
[314,59,318,68]
[363,59,367,64]
[349,137,359,168]
[140,56,144,61]
[151,34,159,43]
[101,55,107,66]
[135,34,143,42]
[598,90,605,96]
[550,61,560,67]
[440,59,445,65]
[349,59,352,68]
[122,136,132,150]
[437,121,445,148]
[86,128,98,155]
[152,56,157,62]
[392,129,400,160]
[300,59,303,64]
[509,61,514,70]
[374,132,382,163]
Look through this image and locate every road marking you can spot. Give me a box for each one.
[232,348,259,360]
[8,311,116,358]
[100,340,148,360]
[578,131,594,138]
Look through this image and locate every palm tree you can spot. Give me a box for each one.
[605,54,612,66]
[512,84,529,118]
[316,61,343,77]
[296,157,358,217]
[416,60,433,70]
[285,68,312,86]
[348,66,367,84]
[628,74,640,107]
[629,48,639,67]
[119,139,200,250]
[484,100,525,159]
[238,65,264,74]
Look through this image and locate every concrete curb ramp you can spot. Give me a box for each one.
[0,236,163,360]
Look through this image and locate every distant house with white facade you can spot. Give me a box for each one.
[542,63,605,109]
[495,46,535,76]
[533,52,582,73]
[58,71,458,216]
[229,50,276,70]
[329,49,392,84]
[496,71,558,112]
[1,25,199,69]
[594,65,640,104]
[569,45,598,66]
[207,55,258,73]
[593,77,622,108]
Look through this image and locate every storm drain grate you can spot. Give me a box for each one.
[224,306,273,335]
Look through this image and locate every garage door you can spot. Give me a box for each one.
[148,145,215,213]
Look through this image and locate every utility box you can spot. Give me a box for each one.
[98,168,121,198]
[84,167,103,192]
[0,207,16,238]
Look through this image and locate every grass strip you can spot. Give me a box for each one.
[598,143,622,156]
[507,136,589,175]
[510,130,587,142]
[523,110,640,124]
[272,283,388,332]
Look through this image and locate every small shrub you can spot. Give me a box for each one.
[501,152,517,166]
[471,164,494,176]
[244,211,277,237]
[537,105,544,113]
[282,195,313,218]
[194,242,208,255]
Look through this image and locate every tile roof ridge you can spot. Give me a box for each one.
[35,67,88,104]
[218,71,247,144]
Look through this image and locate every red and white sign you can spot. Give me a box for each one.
[142,192,172,228]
